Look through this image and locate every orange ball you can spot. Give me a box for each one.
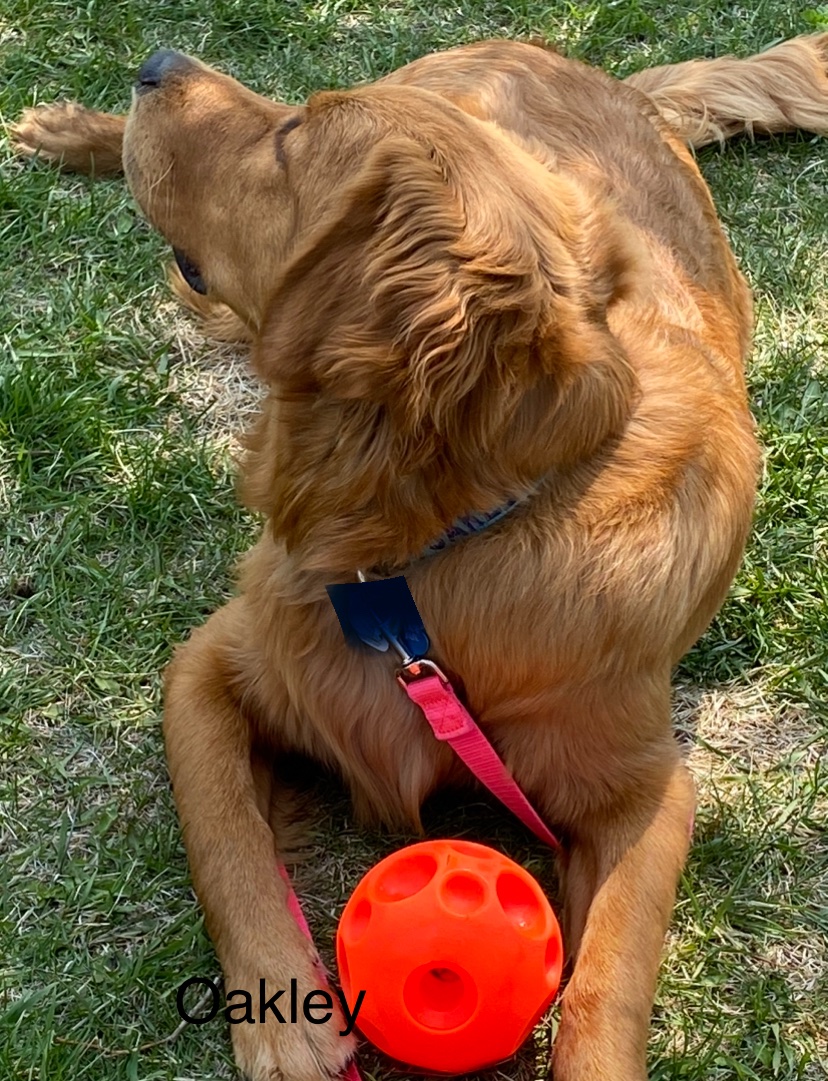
[336,840,563,1074]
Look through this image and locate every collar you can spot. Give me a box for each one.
[420,494,527,557]
[364,486,537,580]
[361,484,540,583]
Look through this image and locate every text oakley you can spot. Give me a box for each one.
[176,977,365,1036]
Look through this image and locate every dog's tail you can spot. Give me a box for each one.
[625,32,828,148]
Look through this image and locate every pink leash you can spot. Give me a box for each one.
[279,656,558,1078]
[399,659,559,848]
[279,865,363,1081]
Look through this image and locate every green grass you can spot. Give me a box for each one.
[1,2,827,1079]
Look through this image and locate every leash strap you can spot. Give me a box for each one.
[399,664,560,849]
[327,574,559,847]
[278,865,363,1081]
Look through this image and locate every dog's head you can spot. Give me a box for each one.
[125,52,641,572]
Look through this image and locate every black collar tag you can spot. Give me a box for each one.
[326,576,430,662]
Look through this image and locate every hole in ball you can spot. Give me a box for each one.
[343,898,372,943]
[375,851,438,902]
[440,872,486,915]
[496,871,544,934]
[545,932,562,980]
[403,962,477,1031]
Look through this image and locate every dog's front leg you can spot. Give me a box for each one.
[552,756,694,1081]
[164,599,355,1081]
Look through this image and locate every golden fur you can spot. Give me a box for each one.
[13,33,828,1081]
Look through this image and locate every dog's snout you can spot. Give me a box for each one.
[136,49,195,92]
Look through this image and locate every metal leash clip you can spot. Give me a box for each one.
[396,656,450,688]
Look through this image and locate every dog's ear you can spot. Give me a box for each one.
[256,122,640,443]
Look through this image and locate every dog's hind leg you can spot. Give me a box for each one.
[625,33,828,148]
[11,103,125,174]
[163,599,356,1081]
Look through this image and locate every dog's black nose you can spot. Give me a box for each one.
[136,50,194,92]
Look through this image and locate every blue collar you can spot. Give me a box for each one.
[420,495,527,557]
[421,477,544,557]
[362,486,538,579]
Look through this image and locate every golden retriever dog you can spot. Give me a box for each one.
[13,32,828,1081]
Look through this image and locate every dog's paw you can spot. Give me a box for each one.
[233,1014,356,1081]
[228,948,357,1081]
[9,103,124,174]
[11,103,83,162]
